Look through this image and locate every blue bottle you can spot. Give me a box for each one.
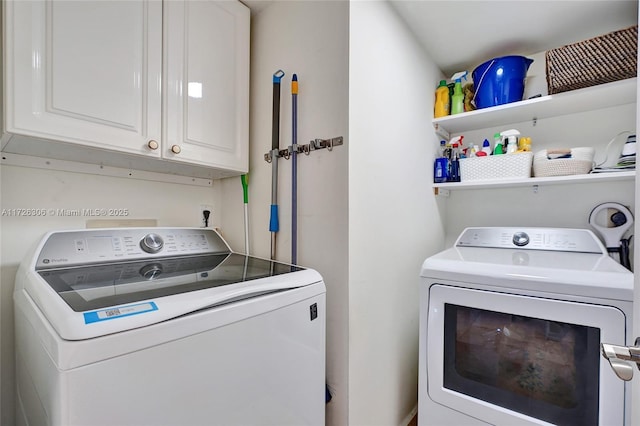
[434,158,448,183]
[434,140,449,183]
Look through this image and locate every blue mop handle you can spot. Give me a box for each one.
[269,205,279,232]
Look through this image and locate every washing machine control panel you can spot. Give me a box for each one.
[35,228,231,269]
[456,227,606,254]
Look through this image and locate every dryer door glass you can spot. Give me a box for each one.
[443,304,600,426]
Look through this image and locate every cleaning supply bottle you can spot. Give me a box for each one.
[449,135,464,150]
[434,80,450,118]
[500,129,521,154]
[434,157,448,183]
[448,136,463,182]
[433,140,449,183]
[450,71,467,115]
[493,132,503,155]
[449,142,461,182]
[482,139,492,155]
[518,136,532,152]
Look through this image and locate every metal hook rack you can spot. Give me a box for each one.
[264,136,344,163]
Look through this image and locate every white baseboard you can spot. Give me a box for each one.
[400,403,418,426]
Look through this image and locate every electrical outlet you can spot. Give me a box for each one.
[200,205,213,228]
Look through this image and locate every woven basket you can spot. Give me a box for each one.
[546,26,638,94]
[460,152,533,182]
[533,149,594,177]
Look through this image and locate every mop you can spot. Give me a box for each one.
[291,74,298,265]
[269,70,285,260]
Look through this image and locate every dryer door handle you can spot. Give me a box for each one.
[601,338,640,381]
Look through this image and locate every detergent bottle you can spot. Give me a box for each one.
[434,80,450,118]
[433,140,449,183]
[450,71,468,115]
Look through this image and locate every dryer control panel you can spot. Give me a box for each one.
[35,228,231,269]
[455,227,606,254]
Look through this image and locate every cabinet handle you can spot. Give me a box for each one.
[171,145,182,154]
[147,140,159,150]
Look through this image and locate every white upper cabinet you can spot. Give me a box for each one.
[4,0,163,156]
[164,0,249,171]
[2,0,249,178]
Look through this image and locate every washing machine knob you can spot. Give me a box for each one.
[140,263,163,280]
[512,231,530,247]
[140,233,164,253]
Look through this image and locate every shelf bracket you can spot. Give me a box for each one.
[433,123,450,141]
[434,187,450,197]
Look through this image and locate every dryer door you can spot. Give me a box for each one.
[427,284,626,426]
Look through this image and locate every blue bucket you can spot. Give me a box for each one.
[472,56,533,109]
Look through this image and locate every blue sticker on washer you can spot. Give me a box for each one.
[83,302,158,324]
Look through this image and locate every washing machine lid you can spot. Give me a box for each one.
[421,227,633,301]
[38,252,305,312]
[18,228,324,340]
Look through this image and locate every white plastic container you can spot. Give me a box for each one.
[460,152,533,182]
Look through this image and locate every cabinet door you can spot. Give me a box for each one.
[5,0,162,156]
[164,0,249,172]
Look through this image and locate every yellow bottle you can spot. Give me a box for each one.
[518,137,532,152]
[434,80,450,118]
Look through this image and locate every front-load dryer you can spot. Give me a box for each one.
[418,227,633,426]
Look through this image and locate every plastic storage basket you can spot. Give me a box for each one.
[460,152,533,182]
[533,148,595,177]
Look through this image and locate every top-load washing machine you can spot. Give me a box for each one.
[419,227,634,426]
[14,227,326,426]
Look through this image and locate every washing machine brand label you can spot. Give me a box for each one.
[83,302,158,324]
[42,258,69,264]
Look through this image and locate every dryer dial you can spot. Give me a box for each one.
[140,233,164,253]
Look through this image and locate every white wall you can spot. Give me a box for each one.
[349,2,444,425]
[223,2,448,425]
[0,165,219,425]
[218,1,350,424]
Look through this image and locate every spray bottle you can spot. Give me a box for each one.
[449,135,464,182]
[500,129,521,154]
[450,71,468,115]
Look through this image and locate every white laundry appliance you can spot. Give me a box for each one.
[419,227,634,426]
[14,227,326,426]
